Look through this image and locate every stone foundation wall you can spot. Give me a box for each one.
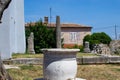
[3,56,120,65]
[77,56,120,64]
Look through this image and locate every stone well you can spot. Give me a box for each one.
[42,49,85,80]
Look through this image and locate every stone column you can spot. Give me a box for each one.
[56,16,61,48]
[27,32,35,54]
[84,41,90,53]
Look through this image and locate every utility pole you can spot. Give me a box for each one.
[50,7,52,27]
[115,25,117,40]
[119,34,120,39]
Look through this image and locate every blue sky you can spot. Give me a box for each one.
[24,0,120,39]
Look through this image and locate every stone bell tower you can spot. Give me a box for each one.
[0,0,26,59]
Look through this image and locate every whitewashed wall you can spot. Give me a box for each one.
[0,0,26,59]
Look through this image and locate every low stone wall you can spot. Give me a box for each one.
[3,58,43,65]
[3,56,120,65]
[77,56,120,64]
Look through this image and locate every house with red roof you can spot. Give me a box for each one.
[25,17,92,48]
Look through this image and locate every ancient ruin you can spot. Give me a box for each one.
[84,41,90,53]
[56,16,61,48]
[91,40,120,55]
[109,40,120,54]
[27,32,35,54]
[92,44,111,56]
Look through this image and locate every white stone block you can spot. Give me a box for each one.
[0,0,25,59]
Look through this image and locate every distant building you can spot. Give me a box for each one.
[25,17,92,48]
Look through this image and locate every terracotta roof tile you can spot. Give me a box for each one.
[25,22,92,28]
[47,23,92,28]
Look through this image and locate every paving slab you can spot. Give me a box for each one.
[4,65,19,69]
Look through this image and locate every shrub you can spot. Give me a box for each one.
[25,20,56,53]
[79,45,84,52]
[72,44,83,52]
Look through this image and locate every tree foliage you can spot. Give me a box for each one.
[83,32,112,50]
[26,20,56,53]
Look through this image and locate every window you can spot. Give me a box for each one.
[70,32,77,42]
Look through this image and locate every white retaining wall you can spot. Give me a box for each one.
[0,0,25,59]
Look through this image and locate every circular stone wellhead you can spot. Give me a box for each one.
[42,49,80,80]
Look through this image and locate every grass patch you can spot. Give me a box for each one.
[7,64,120,80]
[12,53,98,59]
[77,64,120,80]
[116,68,120,71]
[7,64,43,80]
[12,53,43,59]
[20,64,34,70]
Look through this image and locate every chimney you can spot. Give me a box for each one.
[44,16,48,24]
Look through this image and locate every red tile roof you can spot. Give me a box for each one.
[47,23,92,28]
[25,22,92,28]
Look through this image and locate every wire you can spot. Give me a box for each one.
[93,25,120,31]
[93,26,114,30]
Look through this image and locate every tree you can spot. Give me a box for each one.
[83,32,112,50]
[26,20,56,53]
[91,32,112,44]
[0,0,11,23]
